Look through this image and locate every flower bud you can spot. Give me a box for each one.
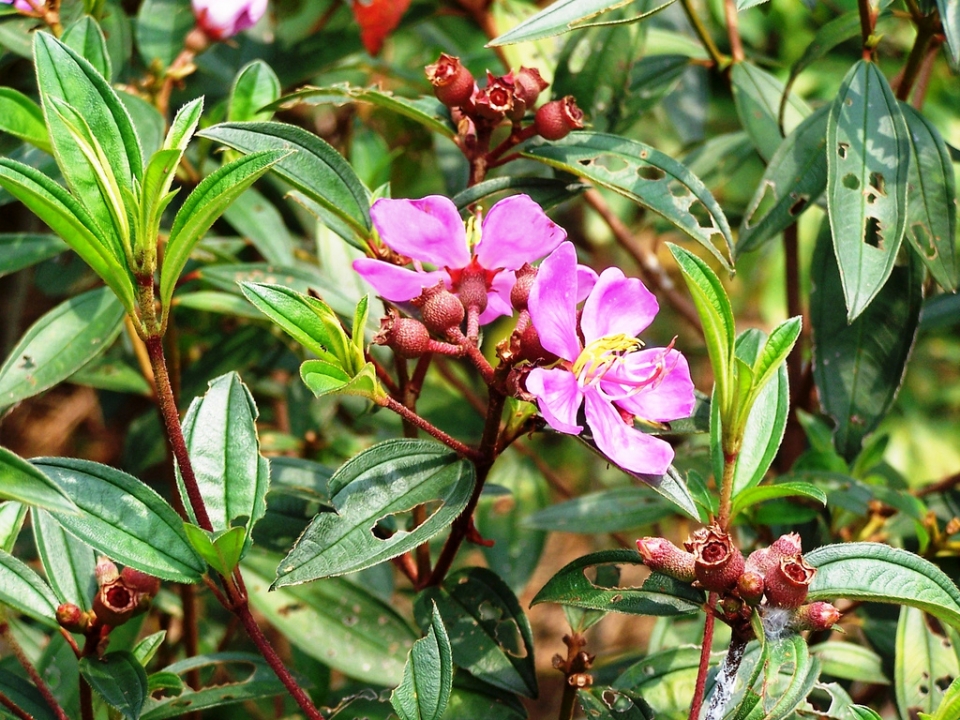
[636,537,696,583]
[426,54,475,108]
[93,580,139,627]
[95,556,119,587]
[374,310,431,358]
[790,601,841,632]
[192,0,267,41]
[685,525,745,592]
[764,555,816,609]
[513,67,549,108]
[534,96,584,141]
[744,547,773,576]
[412,282,465,335]
[770,533,803,559]
[510,263,537,312]
[737,570,765,605]
[120,567,161,599]
[57,603,90,633]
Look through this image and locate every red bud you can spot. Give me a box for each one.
[426,54,475,108]
[685,525,745,592]
[636,537,696,583]
[764,555,816,608]
[412,282,466,335]
[790,601,841,632]
[534,96,584,141]
[374,310,431,358]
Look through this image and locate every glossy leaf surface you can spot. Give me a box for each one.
[33,457,205,582]
[228,60,281,123]
[895,606,959,719]
[275,439,475,586]
[79,651,148,720]
[491,0,676,45]
[531,549,704,616]
[730,62,811,161]
[523,487,673,533]
[391,603,454,720]
[0,287,124,411]
[525,133,733,268]
[0,446,76,514]
[0,548,59,625]
[826,60,910,320]
[33,509,97,611]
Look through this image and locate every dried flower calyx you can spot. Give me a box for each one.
[90,558,161,628]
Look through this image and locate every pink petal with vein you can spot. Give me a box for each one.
[583,390,674,475]
[580,268,658,343]
[370,196,470,267]
[475,195,566,270]
[353,258,445,302]
[526,367,583,434]
[528,242,581,361]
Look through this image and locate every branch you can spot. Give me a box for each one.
[680,0,726,68]
[379,396,483,460]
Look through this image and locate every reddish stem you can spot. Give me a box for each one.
[1,621,69,720]
[0,691,34,720]
[380,396,482,460]
[689,593,718,720]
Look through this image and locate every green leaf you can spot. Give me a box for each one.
[0,548,59,626]
[197,121,372,238]
[132,630,166,665]
[752,316,802,394]
[135,0,193,68]
[452,176,588,213]
[621,54,691,120]
[62,15,112,80]
[178,372,269,554]
[0,88,52,153]
[32,457,205,582]
[34,32,142,256]
[0,160,137,313]
[139,652,287,720]
[0,287,125,411]
[525,133,733,269]
[222,187,295,266]
[243,554,416,685]
[810,641,889,684]
[239,282,347,364]
[173,291,265,320]
[730,62,811,162]
[826,60,910,320]
[274,439,475,586]
[738,105,828,255]
[901,103,958,290]
[0,667,59,720]
[228,60,281,123]
[936,0,960,65]
[925,675,960,720]
[810,226,922,461]
[119,90,166,160]
[0,446,76,514]
[392,603,454,720]
[806,542,960,630]
[160,149,289,315]
[275,84,456,139]
[417,567,537,698]
[0,233,66,278]
[523,487,674,533]
[442,672,528,720]
[756,634,819,720]
[33,509,97,611]
[0,502,27,553]
[147,671,184,694]
[730,481,827,519]
[668,244,735,414]
[182,524,246,577]
[491,0,676,46]
[531,549,704,616]
[79,651,147,720]
[896,606,959,719]
[578,688,653,718]
[611,646,705,712]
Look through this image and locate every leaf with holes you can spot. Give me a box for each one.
[811,227,922,461]
[80,652,148,720]
[139,653,288,720]
[33,509,97,611]
[197,121,372,239]
[0,287,125,411]
[177,372,269,555]
[274,439,475,586]
[391,603,454,720]
[32,457,205,582]
[490,0,677,46]
[578,688,653,718]
[0,446,76,514]
[807,543,960,630]
[924,675,960,720]
[738,105,828,255]
[243,554,416,685]
[826,60,910,320]
[731,62,811,161]
[416,567,538,698]
[0,548,59,626]
[531,549,704,616]
[525,133,733,268]
[901,103,958,290]
[896,606,959,719]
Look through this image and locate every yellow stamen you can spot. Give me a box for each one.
[572,333,644,382]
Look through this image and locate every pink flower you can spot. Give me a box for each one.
[192,0,267,40]
[353,194,566,325]
[1,0,41,11]
[525,242,695,475]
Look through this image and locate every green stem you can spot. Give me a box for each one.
[680,0,727,68]
[718,449,739,530]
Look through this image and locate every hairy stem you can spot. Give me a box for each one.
[1,620,69,720]
[0,691,34,720]
[723,0,744,62]
[380,396,482,460]
[718,450,739,529]
[689,594,718,720]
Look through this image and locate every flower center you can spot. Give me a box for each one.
[571,333,643,385]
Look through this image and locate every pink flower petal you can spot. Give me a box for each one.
[370,196,470,268]
[580,268,658,343]
[478,273,515,324]
[353,258,445,302]
[605,349,696,422]
[475,195,566,270]
[583,389,675,475]
[528,242,581,362]
[576,264,598,302]
[526,367,583,434]
[192,0,267,38]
